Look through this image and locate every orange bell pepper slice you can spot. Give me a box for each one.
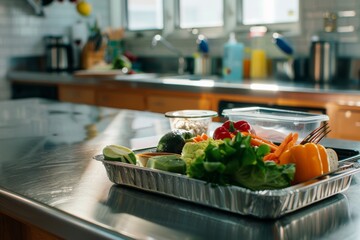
[279,143,327,184]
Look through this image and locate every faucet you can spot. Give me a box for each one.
[151,34,186,75]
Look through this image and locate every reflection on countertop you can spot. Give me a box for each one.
[98,185,351,240]
[0,98,170,148]
[0,98,165,204]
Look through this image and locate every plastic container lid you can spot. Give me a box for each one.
[165,110,218,119]
[222,107,329,123]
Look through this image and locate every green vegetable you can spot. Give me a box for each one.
[103,145,137,164]
[112,55,132,70]
[181,139,218,168]
[185,132,295,190]
[232,160,295,190]
[156,130,194,154]
[146,155,186,174]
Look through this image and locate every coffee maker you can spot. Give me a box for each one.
[44,36,73,72]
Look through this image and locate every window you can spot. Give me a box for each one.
[178,0,224,29]
[111,0,301,37]
[126,0,164,31]
[240,0,299,25]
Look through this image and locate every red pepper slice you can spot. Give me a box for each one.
[213,126,233,140]
[222,120,236,133]
[213,120,254,140]
[234,120,251,132]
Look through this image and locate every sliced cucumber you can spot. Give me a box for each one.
[146,155,186,174]
[103,145,136,164]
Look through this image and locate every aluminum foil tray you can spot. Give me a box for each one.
[94,150,360,219]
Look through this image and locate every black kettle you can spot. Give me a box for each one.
[309,39,338,83]
[44,36,73,72]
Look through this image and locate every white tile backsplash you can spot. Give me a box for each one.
[0,0,111,100]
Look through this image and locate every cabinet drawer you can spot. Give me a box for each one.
[147,95,211,113]
[58,86,95,105]
[97,91,146,110]
[336,109,360,140]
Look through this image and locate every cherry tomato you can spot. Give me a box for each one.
[221,120,232,130]
[213,126,233,140]
[234,120,251,132]
[213,120,254,139]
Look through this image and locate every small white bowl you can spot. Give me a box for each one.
[165,110,218,136]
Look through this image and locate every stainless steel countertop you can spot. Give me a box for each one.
[7,71,360,95]
[1,98,360,239]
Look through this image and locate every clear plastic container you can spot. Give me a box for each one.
[222,107,329,143]
[165,110,218,136]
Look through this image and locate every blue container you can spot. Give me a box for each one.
[222,33,244,82]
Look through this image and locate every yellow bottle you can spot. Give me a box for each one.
[250,34,267,79]
[250,49,267,79]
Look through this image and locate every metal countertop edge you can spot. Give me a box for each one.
[7,71,360,95]
[0,188,130,240]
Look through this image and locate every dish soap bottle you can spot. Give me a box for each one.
[222,32,244,82]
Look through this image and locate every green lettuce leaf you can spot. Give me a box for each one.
[232,161,295,191]
[184,132,295,190]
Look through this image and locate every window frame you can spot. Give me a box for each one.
[118,0,166,38]
[110,0,301,40]
[234,0,301,35]
[125,0,165,31]
[171,0,226,38]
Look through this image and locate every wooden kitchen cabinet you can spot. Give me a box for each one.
[58,85,96,105]
[51,82,360,141]
[96,90,146,110]
[327,103,360,141]
[1,212,61,240]
[147,92,212,113]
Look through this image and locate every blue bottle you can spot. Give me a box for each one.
[222,33,244,82]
